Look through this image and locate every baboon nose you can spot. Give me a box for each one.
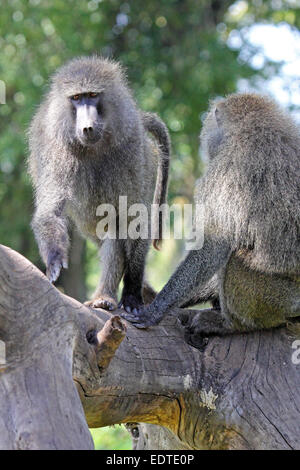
[83,126,94,135]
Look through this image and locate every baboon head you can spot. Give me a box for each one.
[48,55,131,147]
[200,93,287,162]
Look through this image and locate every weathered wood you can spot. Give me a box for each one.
[126,423,193,450]
[93,315,126,373]
[0,244,299,450]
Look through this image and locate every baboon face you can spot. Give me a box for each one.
[70,91,104,145]
[200,107,224,162]
[50,57,129,147]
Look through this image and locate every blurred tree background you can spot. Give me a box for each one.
[1,0,300,450]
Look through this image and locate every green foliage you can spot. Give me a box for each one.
[1,0,298,451]
[90,426,131,450]
[0,0,254,266]
[226,0,300,28]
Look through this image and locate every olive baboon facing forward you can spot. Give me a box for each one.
[28,56,170,312]
[122,93,300,346]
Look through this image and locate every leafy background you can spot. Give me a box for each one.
[1,0,300,450]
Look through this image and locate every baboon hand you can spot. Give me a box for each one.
[46,246,68,283]
[120,304,163,329]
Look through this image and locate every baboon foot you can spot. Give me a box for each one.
[179,308,233,350]
[85,295,117,311]
[119,293,144,315]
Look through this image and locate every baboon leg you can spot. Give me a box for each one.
[179,305,290,350]
[86,239,125,311]
[180,274,220,309]
[119,238,150,313]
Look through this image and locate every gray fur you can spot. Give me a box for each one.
[28,55,170,311]
[122,93,300,344]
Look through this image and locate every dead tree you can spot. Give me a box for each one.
[0,244,299,450]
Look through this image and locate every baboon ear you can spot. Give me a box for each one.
[214,103,225,127]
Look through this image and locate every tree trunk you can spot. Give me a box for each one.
[0,244,299,450]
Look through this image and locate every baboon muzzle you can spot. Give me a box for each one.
[76,104,101,144]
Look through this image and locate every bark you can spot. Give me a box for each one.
[0,244,299,450]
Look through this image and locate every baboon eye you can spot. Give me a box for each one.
[72,95,80,101]
[89,92,98,98]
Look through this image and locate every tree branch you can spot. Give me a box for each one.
[0,244,299,450]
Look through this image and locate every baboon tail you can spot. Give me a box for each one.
[142,112,171,250]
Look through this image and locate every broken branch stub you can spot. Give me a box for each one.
[94,315,127,373]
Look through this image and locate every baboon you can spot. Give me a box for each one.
[122,93,300,345]
[28,56,170,312]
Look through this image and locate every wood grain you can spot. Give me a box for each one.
[0,244,299,449]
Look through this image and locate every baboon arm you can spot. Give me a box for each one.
[121,236,231,327]
[31,184,69,282]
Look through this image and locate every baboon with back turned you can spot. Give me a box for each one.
[28,56,170,312]
[122,93,300,346]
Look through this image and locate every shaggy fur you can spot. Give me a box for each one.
[28,56,170,311]
[122,93,300,343]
